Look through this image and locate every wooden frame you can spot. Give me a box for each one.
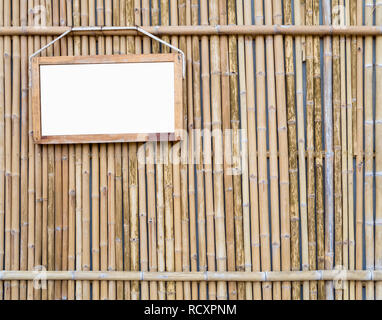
[31,53,183,144]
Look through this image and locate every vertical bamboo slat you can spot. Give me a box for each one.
[254,0,272,300]
[264,0,281,300]
[191,0,207,301]
[242,0,262,301]
[323,0,334,300]
[364,0,374,301]
[305,0,317,300]
[236,0,253,300]
[209,0,227,300]
[200,0,217,300]
[273,0,291,301]
[313,0,325,301]
[220,0,237,300]
[332,0,343,301]
[376,0,382,300]
[294,0,309,300]
[355,0,364,301]
[227,0,244,299]
[284,0,301,300]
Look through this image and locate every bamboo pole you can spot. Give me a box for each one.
[209,0,228,300]
[142,0,159,300]
[313,2,325,299]
[243,0,262,300]
[332,0,343,301]
[219,0,237,300]
[364,0,374,301]
[95,0,108,301]
[73,0,83,300]
[150,0,161,301]
[376,0,382,300]
[104,0,117,300]
[178,0,191,301]
[50,0,62,301]
[264,0,282,300]
[185,0,198,301]
[323,0,334,300]
[191,0,207,301]
[113,1,124,301]
[44,0,55,301]
[294,0,310,300]
[1,270,382,282]
[86,0,99,301]
[351,0,357,158]
[160,0,176,301]
[305,0,317,300]
[254,0,272,300]
[0,0,5,301]
[284,0,301,300]
[80,1,91,301]
[355,0,364,301]
[200,0,217,300]
[169,0,184,301]
[152,0,164,301]
[339,0,349,300]
[345,0,355,300]
[223,0,243,300]
[6,25,382,36]
[3,0,11,299]
[58,0,68,301]
[272,0,291,301]
[124,0,136,301]
[236,0,253,300]
[120,0,130,301]
[10,0,21,300]
[19,0,28,301]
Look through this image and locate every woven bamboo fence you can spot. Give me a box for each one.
[0,0,381,300]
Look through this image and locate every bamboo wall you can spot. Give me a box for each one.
[0,0,381,300]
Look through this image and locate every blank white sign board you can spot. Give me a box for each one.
[32,54,182,144]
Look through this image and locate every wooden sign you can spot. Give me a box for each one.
[31,53,183,144]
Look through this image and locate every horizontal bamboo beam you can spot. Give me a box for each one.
[0,270,381,281]
[1,25,382,36]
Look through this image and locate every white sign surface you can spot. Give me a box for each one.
[39,62,175,136]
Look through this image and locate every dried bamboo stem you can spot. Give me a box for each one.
[209,0,228,300]
[355,0,364,300]
[19,0,28,301]
[226,0,244,299]
[294,0,309,300]
[236,0,253,300]
[284,0,301,300]
[3,0,11,299]
[200,0,217,300]
[254,0,272,300]
[191,0,207,300]
[364,0,374,301]
[345,0,355,300]
[0,0,5,301]
[323,0,334,300]
[178,0,191,300]
[376,0,382,300]
[185,0,198,301]
[332,0,343,301]
[339,0,349,300]
[11,0,21,300]
[220,0,238,300]
[264,0,282,300]
[272,0,291,300]
[306,0,317,300]
[243,0,262,300]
